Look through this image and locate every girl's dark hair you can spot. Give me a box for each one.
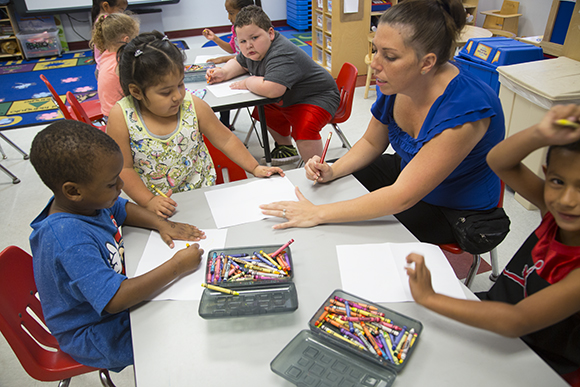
[234,5,272,31]
[231,0,262,10]
[379,0,466,66]
[91,0,124,24]
[546,140,580,166]
[117,30,186,98]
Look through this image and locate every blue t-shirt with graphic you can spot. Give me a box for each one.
[30,197,133,370]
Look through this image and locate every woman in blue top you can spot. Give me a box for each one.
[261,0,507,249]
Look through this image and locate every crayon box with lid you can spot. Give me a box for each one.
[198,244,298,319]
[271,289,423,387]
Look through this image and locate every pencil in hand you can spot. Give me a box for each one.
[313,132,332,186]
[556,119,580,129]
[151,185,168,198]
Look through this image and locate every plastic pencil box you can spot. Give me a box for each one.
[183,63,216,83]
[198,244,298,319]
[271,289,422,387]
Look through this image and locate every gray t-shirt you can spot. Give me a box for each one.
[236,31,340,116]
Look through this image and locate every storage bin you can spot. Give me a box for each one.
[17,29,61,59]
[497,57,580,209]
[454,37,544,94]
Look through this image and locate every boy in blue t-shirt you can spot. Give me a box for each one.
[405,104,580,379]
[29,120,205,371]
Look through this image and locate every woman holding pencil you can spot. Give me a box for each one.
[260,0,509,252]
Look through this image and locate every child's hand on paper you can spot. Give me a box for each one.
[251,165,285,178]
[230,78,248,90]
[146,190,177,218]
[158,221,206,248]
[172,243,203,274]
[305,156,334,183]
[206,68,225,84]
[405,253,436,305]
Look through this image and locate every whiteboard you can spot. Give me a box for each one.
[13,0,179,16]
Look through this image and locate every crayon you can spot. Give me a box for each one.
[556,118,580,129]
[201,283,239,296]
[151,185,168,198]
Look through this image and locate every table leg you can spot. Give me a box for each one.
[257,105,271,167]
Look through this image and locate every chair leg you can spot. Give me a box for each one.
[364,64,372,99]
[242,108,263,148]
[99,369,117,387]
[489,248,500,282]
[332,123,352,150]
[58,378,72,387]
[0,143,6,159]
[0,163,20,184]
[230,108,242,131]
[0,132,30,160]
[464,254,481,288]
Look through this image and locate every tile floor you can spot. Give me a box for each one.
[0,35,542,386]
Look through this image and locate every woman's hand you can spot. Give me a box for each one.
[251,165,285,178]
[259,187,320,229]
[305,156,334,183]
[405,253,436,306]
[145,190,177,218]
[157,220,206,248]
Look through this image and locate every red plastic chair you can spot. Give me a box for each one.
[0,246,115,387]
[563,367,580,387]
[331,62,358,150]
[439,181,506,288]
[40,74,104,123]
[203,135,248,185]
[66,92,106,132]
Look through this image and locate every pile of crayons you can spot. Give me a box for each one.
[201,240,294,296]
[313,295,418,366]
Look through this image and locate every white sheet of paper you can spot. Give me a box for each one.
[133,229,227,301]
[194,55,220,64]
[337,242,467,303]
[206,80,251,98]
[204,176,298,228]
[344,0,359,13]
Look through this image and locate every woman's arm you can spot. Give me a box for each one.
[406,253,580,337]
[262,118,489,229]
[107,105,177,217]
[194,97,284,178]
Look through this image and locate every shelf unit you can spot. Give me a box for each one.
[312,0,371,78]
[0,4,23,60]
[463,0,479,25]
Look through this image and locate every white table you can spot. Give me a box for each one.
[124,169,567,386]
[183,46,279,165]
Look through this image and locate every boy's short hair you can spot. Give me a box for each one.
[234,5,272,32]
[546,140,580,166]
[30,120,121,192]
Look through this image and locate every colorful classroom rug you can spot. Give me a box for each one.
[202,27,312,57]
[0,40,189,130]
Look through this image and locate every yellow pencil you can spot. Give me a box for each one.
[151,185,168,198]
[556,119,580,129]
[201,283,239,296]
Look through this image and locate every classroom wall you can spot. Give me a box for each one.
[57,0,551,46]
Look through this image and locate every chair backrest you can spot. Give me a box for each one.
[39,74,74,120]
[66,91,91,124]
[202,135,248,185]
[499,0,519,15]
[0,246,97,381]
[331,62,358,125]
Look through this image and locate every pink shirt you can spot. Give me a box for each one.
[97,50,124,117]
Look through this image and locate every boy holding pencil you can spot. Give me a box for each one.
[206,5,340,165]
